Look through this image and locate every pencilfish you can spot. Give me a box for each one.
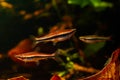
[34,29,76,45]
[15,51,60,65]
[79,35,111,43]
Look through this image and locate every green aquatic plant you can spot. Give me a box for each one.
[68,0,113,9]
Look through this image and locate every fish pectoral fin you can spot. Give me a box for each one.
[52,41,57,46]
[54,55,63,63]
[34,47,41,52]
[35,61,40,66]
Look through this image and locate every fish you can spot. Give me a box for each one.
[15,51,61,65]
[34,29,76,45]
[79,35,111,43]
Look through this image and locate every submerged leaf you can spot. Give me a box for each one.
[8,76,29,80]
[78,48,120,80]
[50,74,63,80]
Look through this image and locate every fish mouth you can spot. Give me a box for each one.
[15,55,27,60]
[15,55,35,62]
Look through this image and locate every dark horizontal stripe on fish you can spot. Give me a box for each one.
[83,38,109,40]
[17,55,55,59]
[22,56,54,59]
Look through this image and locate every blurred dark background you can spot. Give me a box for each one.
[0,0,119,53]
[0,0,120,79]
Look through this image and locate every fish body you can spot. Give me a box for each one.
[79,35,111,43]
[15,51,60,65]
[34,29,76,45]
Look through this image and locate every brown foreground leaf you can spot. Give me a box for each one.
[78,48,120,80]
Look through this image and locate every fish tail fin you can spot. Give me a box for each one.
[53,50,64,63]
[107,35,112,40]
[107,35,114,42]
[108,35,115,44]
[52,41,58,46]
[54,49,61,56]
[109,35,113,40]
[35,61,40,66]
[29,35,39,48]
